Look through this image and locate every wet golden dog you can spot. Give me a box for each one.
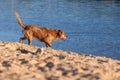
[15,12,67,47]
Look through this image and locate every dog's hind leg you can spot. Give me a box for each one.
[28,36,32,45]
[19,37,27,43]
[23,30,33,45]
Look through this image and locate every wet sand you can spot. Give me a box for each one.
[0,42,120,80]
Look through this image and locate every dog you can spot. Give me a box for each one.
[15,12,67,47]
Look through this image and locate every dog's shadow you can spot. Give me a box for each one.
[16,48,42,55]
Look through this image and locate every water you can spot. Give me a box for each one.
[0,0,120,60]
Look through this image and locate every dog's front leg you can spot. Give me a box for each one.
[44,36,52,47]
[45,42,52,47]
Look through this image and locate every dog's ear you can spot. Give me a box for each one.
[57,30,63,37]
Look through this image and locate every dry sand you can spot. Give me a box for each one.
[0,42,120,80]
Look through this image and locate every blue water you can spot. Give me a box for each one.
[0,0,120,60]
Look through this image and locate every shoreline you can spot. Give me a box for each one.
[0,42,120,80]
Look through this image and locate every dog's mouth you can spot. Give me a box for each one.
[62,39,65,41]
[60,35,67,40]
[61,37,66,40]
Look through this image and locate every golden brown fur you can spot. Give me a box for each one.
[15,12,67,47]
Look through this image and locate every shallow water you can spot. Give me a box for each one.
[0,0,120,59]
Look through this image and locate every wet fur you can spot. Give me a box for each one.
[15,12,67,47]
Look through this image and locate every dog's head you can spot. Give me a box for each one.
[57,30,67,40]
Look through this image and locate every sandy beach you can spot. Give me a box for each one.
[0,42,120,80]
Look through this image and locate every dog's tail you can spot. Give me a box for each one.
[15,12,26,29]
